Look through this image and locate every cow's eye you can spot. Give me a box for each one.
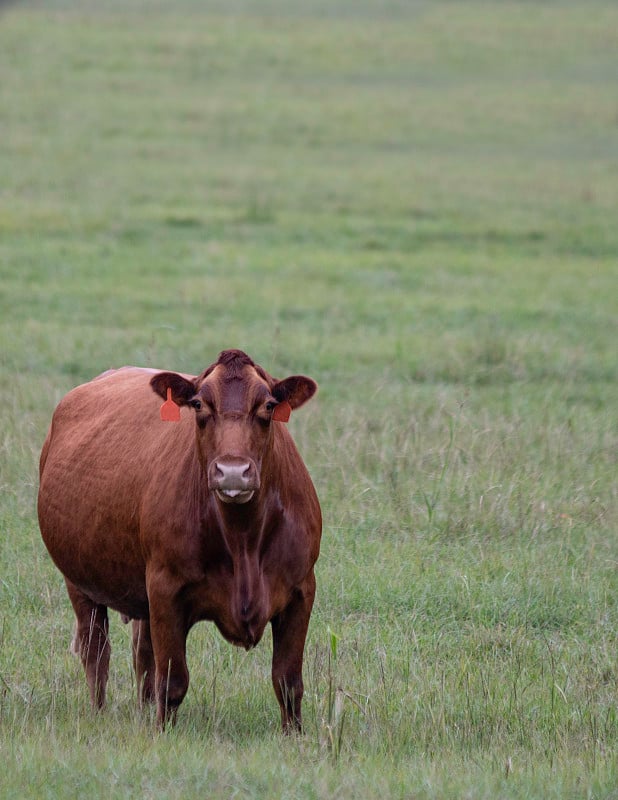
[265,401,276,413]
[191,399,202,411]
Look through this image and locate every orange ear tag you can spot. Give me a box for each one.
[160,388,181,422]
[272,400,292,423]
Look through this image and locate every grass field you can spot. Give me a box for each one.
[1,1,617,797]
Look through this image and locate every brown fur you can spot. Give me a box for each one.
[38,350,321,730]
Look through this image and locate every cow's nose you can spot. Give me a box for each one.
[209,458,259,504]
[214,461,252,487]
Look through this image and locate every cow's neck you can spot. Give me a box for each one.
[212,488,279,559]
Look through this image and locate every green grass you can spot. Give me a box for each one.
[1,0,617,797]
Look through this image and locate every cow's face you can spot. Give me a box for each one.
[150,350,317,505]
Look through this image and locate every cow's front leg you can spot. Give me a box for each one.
[271,571,316,733]
[146,569,190,729]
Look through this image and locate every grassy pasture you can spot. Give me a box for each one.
[1,1,617,797]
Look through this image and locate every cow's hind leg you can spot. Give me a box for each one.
[131,619,156,706]
[65,579,111,709]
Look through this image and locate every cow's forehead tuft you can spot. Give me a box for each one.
[196,351,274,394]
[217,349,255,369]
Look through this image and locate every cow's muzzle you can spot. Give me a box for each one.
[208,457,259,505]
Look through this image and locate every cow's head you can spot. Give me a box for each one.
[150,350,317,505]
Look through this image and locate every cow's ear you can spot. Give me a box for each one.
[272,375,317,410]
[150,372,197,406]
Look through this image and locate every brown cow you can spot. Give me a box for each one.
[38,349,321,730]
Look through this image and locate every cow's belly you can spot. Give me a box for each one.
[39,481,148,617]
[67,568,149,620]
[51,542,149,619]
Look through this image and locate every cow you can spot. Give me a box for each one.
[37,349,322,731]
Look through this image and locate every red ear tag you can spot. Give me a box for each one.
[160,388,181,422]
[272,400,292,423]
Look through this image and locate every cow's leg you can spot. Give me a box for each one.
[150,616,189,729]
[65,578,111,709]
[131,619,155,705]
[271,572,316,733]
[146,572,190,729]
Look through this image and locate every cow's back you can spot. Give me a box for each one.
[38,367,196,617]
